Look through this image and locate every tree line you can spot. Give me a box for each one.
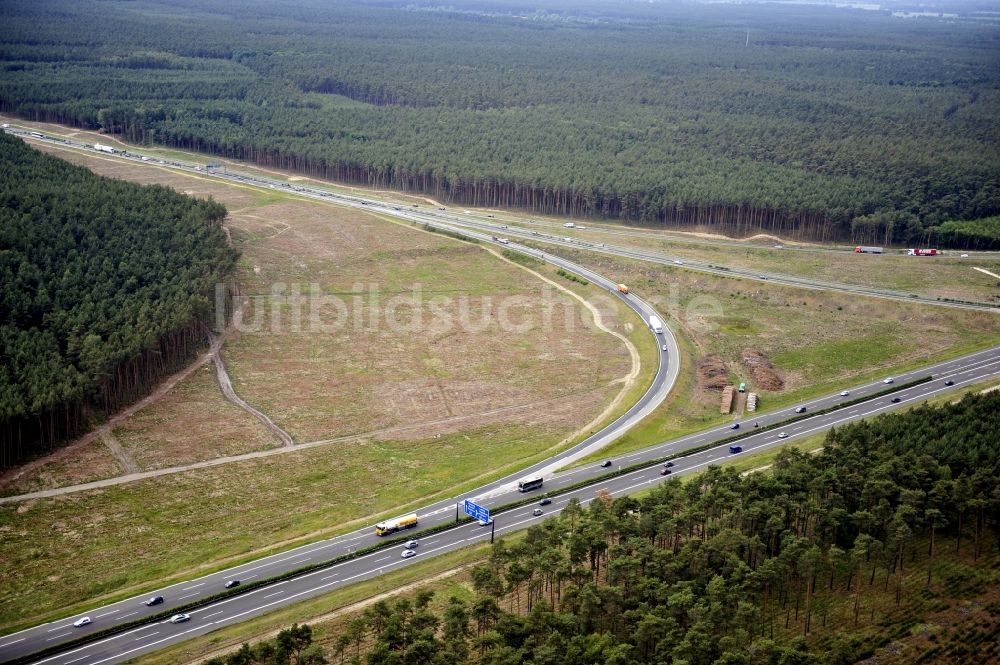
[224,391,999,665]
[1,0,997,245]
[0,132,237,467]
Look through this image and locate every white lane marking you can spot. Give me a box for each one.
[261,591,284,600]
[201,611,224,620]
[177,593,199,600]
[77,624,207,665]
[0,637,26,648]
[321,573,338,581]
[45,632,72,641]
[374,556,390,563]
[119,611,138,619]
[63,655,89,665]
[95,609,119,618]
[134,631,159,642]
[238,553,309,575]
[181,583,205,591]
[48,625,74,632]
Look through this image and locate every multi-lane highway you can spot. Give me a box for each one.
[2,126,998,664]
[6,126,996,315]
[395,213,998,312]
[3,347,998,665]
[0,127,682,661]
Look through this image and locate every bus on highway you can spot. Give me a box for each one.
[29,131,44,139]
[518,476,544,492]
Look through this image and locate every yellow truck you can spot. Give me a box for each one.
[617,284,629,294]
[374,513,418,536]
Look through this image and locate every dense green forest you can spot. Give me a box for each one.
[209,392,1000,665]
[1,0,998,244]
[0,132,236,467]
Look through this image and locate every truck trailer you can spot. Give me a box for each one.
[649,315,664,334]
[93,143,117,154]
[853,246,884,254]
[374,513,418,536]
[906,248,939,256]
[617,284,629,294]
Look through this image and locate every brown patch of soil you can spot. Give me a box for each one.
[742,348,785,391]
[2,438,123,496]
[698,354,730,391]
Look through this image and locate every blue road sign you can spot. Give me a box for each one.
[463,499,490,523]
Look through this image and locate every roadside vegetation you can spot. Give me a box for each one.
[1,0,998,244]
[190,392,1000,665]
[560,224,1000,304]
[552,247,1000,461]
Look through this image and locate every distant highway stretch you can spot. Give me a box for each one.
[487,216,1000,259]
[3,345,997,665]
[6,127,998,314]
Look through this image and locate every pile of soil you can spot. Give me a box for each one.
[742,348,785,391]
[698,354,730,391]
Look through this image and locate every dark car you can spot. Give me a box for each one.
[730,423,740,430]
[660,468,672,476]
[664,461,674,468]
[145,596,164,606]
[224,580,240,589]
[945,380,954,386]
[729,445,743,454]
[600,460,613,468]
[795,406,807,414]
[539,497,552,506]
[891,397,901,403]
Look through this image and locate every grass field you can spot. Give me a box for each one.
[520,216,1000,303]
[0,130,651,631]
[559,247,1000,462]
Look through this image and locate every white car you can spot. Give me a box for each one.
[777,432,788,439]
[840,390,850,396]
[478,518,493,526]
[883,378,894,384]
[169,614,191,624]
[404,540,418,549]
[73,617,92,627]
[673,260,683,265]
[401,549,416,559]
[662,345,668,351]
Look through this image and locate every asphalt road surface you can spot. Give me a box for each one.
[3,347,997,665]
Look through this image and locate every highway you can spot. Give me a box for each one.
[481,215,1000,259]
[391,213,998,312]
[6,127,996,315]
[3,347,998,665]
[0,127,681,662]
[1,126,998,663]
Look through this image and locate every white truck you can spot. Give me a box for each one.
[94,143,117,154]
[649,315,663,334]
[563,222,575,228]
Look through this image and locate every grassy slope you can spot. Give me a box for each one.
[0,134,655,631]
